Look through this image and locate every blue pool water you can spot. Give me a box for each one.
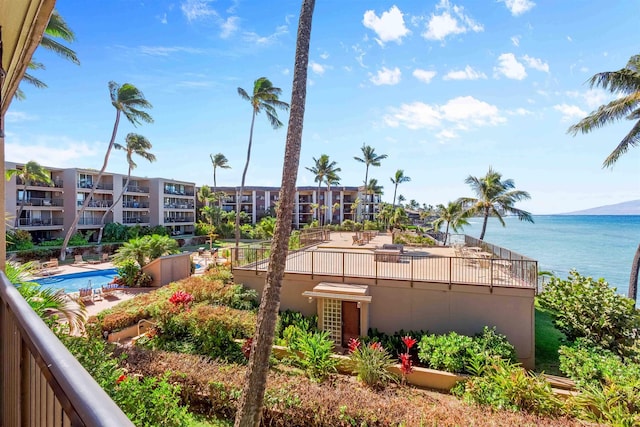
[34,269,118,294]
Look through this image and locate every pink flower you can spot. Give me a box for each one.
[169,290,194,307]
[347,337,361,353]
[399,352,413,376]
[402,336,417,351]
[369,342,383,351]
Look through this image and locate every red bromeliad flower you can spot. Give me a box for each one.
[402,336,417,351]
[369,342,383,351]
[347,337,361,353]
[242,337,253,359]
[399,352,413,376]
[116,374,127,384]
[168,290,193,307]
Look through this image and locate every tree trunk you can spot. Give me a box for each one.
[392,183,398,208]
[444,223,450,246]
[236,111,256,251]
[479,208,489,241]
[363,166,369,222]
[234,1,314,425]
[97,165,132,244]
[60,110,121,260]
[628,243,640,301]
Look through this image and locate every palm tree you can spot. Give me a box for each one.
[390,169,411,207]
[96,133,155,244]
[59,82,153,260]
[397,194,406,207]
[457,167,533,241]
[111,235,179,268]
[377,202,394,230]
[7,260,86,334]
[236,77,290,250]
[432,201,470,245]
[325,172,341,225]
[390,206,409,230]
[305,154,341,226]
[354,144,387,221]
[6,161,53,227]
[566,53,640,300]
[18,9,80,100]
[210,153,231,196]
[234,1,315,425]
[364,178,383,221]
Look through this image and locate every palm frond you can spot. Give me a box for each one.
[21,72,48,89]
[603,119,640,168]
[568,93,640,135]
[39,36,80,65]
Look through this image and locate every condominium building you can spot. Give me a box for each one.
[5,162,196,242]
[209,185,382,226]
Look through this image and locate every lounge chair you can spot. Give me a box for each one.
[73,255,88,265]
[78,287,94,303]
[101,283,120,298]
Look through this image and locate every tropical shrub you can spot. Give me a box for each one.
[276,309,318,341]
[452,358,563,417]
[348,338,397,389]
[112,234,180,267]
[393,232,435,246]
[290,330,337,382]
[363,327,429,358]
[38,238,64,246]
[69,232,90,246]
[6,229,34,250]
[363,220,381,231]
[538,270,640,356]
[114,259,152,287]
[417,327,516,374]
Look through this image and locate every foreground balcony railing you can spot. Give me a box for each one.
[123,216,150,224]
[16,217,64,227]
[0,273,134,426]
[232,247,538,290]
[16,197,64,207]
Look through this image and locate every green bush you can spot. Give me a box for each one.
[363,220,381,231]
[103,223,130,242]
[276,310,318,341]
[69,232,90,246]
[538,270,640,357]
[38,238,64,246]
[349,341,397,389]
[7,229,34,250]
[363,327,429,357]
[393,233,435,246]
[417,327,516,374]
[452,358,563,416]
[290,330,337,382]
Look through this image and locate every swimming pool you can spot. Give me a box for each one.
[33,269,119,294]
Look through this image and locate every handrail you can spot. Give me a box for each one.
[0,272,134,426]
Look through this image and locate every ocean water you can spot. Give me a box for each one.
[461,215,640,296]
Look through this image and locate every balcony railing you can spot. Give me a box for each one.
[0,273,134,426]
[78,200,113,208]
[164,203,195,209]
[78,218,103,225]
[16,197,64,207]
[16,178,64,188]
[232,247,538,290]
[164,217,195,223]
[124,186,149,193]
[163,189,195,196]
[16,218,64,227]
[123,201,149,209]
[123,217,150,224]
[78,182,113,190]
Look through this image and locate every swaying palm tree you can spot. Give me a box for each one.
[96,133,156,244]
[397,194,406,207]
[354,144,387,221]
[235,1,315,425]
[325,172,341,225]
[60,82,153,260]
[305,154,341,225]
[17,9,80,100]
[567,53,640,300]
[6,161,53,227]
[432,201,470,245]
[364,178,383,221]
[457,167,533,240]
[210,153,231,195]
[236,77,290,250]
[390,169,411,207]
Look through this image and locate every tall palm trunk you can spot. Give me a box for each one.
[444,223,450,246]
[628,244,640,301]
[479,207,490,240]
[363,166,369,222]
[392,182,398,208]
[96,164,132,244]
[234,1,314,425]
[236,111,257,251]
[60,110,121,260]
[317,181,322,225]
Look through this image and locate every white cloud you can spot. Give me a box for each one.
[522,54,549,72]
[319,52,329,60]
[384,96,505,131]
[181,0,217,22]
[502,0,535,16]
[370,67,401,85]
[243,25,288,45]
[5,111,37,123]
[352,44,367,68]
[309,61,326,75]
[137,46,204,56]
[160,13,168,24]
[437,129,458,140]
[413,69,437,83]
[443,65,486,80]
[507,107,533,116]
[363,5,410,46]
[6,136,99,167]
[494,53,527,80]
[567,88,610,109]
[220,16,239,38]
[553,104,587,122]
[511,35,520,47]
[423,0,483,41]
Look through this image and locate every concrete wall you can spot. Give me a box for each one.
[234,270,535,369]
[143,253,191,287]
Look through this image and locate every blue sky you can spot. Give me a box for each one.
[6,0,639,214]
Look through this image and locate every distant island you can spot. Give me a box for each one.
[560,199,640,215]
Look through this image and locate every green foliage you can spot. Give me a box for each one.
[290,330,338,382]
[38,238,64,246]
[115,259,152,287]
[452,358,563,416]
[363,220,381,231]
[6,229,34,250]
[417,327,516,374]
[195,221,217,237]
[103,222,131,242]
[349,343,397,389]
[288,230,300,250]
[538,270,640,356]
[363,327,429,357]
[69,232,89,246]
[113,234,179,267]
[340,220,356,231]
[393,232,435,246]
[276,310,318,342]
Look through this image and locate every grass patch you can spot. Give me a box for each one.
[188,414,232,427]
[535,302,565,375]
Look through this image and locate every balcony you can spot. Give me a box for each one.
[16,218,64,227]
[16,178,64,189]
[164,203,195,210]
[78,218,103,226]
[164,216,195,223]
[78,182,113,191]
[163,188,195,197]
[124,185,149,193]
[123,216,150,224]
[123,201,149,209]
[78,200,113,208]
[0,273,133,426]
[16,197,63,207]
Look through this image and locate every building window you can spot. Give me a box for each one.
[323,298,342,346]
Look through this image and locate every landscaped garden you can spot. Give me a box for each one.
[24,262,634,426]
